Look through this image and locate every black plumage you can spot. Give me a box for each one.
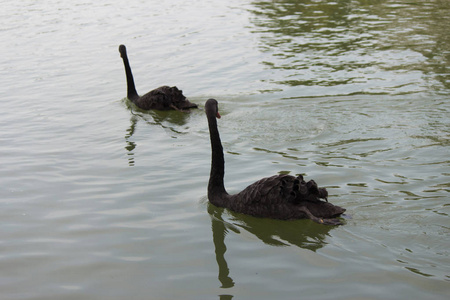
[205,98,345,225]
[119,45,197,111]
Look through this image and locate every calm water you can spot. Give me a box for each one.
[1,0,449,299]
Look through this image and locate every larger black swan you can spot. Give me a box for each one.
[205,99,346,225]
[119,44,198,111]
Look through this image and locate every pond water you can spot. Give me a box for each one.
[1,0,449,299]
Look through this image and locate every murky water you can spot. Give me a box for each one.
[1,0,449,299]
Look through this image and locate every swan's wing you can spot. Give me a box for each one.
[234,175,286,206]
[164,86,194,109]
[236,174,327,206]
[138,88,170,110]
[139,86,195,110]
[231,174,344,221]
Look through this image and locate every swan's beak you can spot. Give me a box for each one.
[216,112,221,119]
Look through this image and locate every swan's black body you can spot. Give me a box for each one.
[205,99,345,225]
[119,45,197,111]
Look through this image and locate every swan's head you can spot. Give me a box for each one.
[119,44,127,58]
[205,98,221,119]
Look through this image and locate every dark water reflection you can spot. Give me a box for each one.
[123,101,195,166]
[208,203,338,294]
[249,0,450,95]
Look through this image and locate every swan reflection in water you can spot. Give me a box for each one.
[123,101,193,166]
[207,202,338,298]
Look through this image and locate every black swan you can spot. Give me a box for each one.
[119,44,198,111]
[205,99,346,225]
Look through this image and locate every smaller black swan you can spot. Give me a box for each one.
[206,99,345,225]
[119,44,198,111]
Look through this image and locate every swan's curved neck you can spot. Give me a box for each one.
[121,53,139,101]
[207,113,228,204]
